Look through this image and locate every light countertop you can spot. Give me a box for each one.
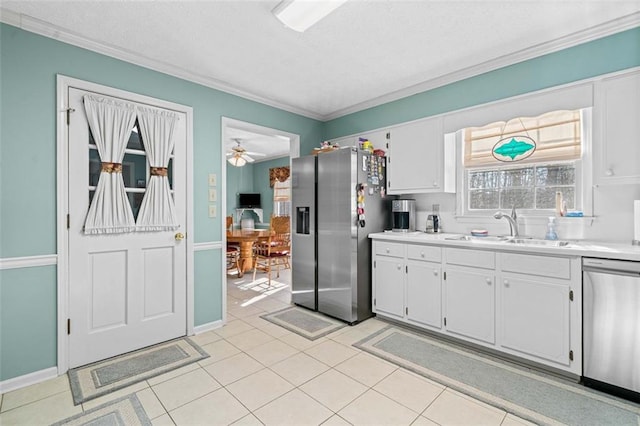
[369,231,640,262]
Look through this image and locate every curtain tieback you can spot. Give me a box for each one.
[150,167,168,177]
[101,162,122,173]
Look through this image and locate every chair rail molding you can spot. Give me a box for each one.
[0,254,57,270]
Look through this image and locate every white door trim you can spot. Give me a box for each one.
[220,117,300,324]
[56,75,194,374]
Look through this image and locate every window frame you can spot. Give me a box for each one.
[455,108,592,217]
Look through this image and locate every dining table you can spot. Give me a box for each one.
[227,229,272,277]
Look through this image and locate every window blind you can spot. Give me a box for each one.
[464,110,581,168]
[273,179,291,201]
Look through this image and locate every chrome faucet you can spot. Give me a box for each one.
[493,206,519,237]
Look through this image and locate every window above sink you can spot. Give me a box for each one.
[452,107,593,218]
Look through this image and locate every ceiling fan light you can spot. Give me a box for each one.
[272,0,348,32]
[228,156,247,167]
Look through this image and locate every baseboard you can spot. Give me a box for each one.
[193,319,223,335]
[0,367,58,394]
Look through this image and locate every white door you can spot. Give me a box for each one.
[67,87,187,368]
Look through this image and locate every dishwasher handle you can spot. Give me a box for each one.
[582,258,640,275]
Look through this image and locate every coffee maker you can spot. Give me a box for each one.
[392,199,415,232]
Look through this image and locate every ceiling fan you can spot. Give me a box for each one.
[226,138,265,167]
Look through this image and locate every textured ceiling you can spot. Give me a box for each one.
[1,0,639,122]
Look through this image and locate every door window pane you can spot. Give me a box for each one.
[167,158,173,190]
[87,122,148,217]
[127,122,144,151]
[122,153,146,189]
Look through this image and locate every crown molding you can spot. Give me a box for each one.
[2,8,638,122]
[0,8,324,121]
[322,12,640,121]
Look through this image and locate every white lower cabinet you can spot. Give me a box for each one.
[373,255,405,319]
[445,266,495,344]
[405,244,442,329]
[444,248,496,344]
[406,259,442,329]
[372,239,581,375]
[498,251,576,368]
[499,274,570,366]
[372,242,405,319]
[373,242,442,328]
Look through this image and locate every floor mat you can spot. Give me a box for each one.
[355,325,640,426]
[68,337,208,405]
[260,306,346,340]
[52,394,151,425]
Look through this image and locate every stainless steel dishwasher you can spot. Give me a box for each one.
[583,257,640,402]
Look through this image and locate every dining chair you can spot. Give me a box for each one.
[252,215,290,286]
[226,216,240,274]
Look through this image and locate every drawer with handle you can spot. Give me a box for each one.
[407,244,441,262]
[374,241,405,258]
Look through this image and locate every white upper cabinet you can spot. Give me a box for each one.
[387,116,455,194]
[593,70,640,185]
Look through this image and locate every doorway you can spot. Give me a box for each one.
[221,118,299,320]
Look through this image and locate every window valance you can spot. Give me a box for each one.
[269,166,290,187]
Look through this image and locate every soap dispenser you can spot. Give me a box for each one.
[545,217,558,241]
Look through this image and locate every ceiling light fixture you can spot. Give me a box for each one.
[228,155,247,167]
[272,0,348,32]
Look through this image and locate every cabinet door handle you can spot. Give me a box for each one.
[433,269,438,276]
[504,279,509,287]
[421,252,425,258]
[397,264,402,270]
[486,278,492,285]
[386,248,390,253]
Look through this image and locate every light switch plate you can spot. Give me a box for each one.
[208,188,217,202]
[208,205,217,218]
[208,173,217,186]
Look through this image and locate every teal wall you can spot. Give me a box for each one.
[0,266,57,380]
[324,27,640,139]
[0,23,323,381]
[194,250,222,326]
[226,157,290,224]
[1,21,639,383]
[226,163,256,220]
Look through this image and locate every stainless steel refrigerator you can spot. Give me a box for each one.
[291,148,389,324]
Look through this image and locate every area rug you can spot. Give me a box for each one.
[261,306,346,340]
[355,326,640,426]
[68,337,209,405]
[52,394,151,426]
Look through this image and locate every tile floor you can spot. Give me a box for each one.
[0,268,537,426]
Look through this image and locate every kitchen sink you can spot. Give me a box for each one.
[444,235,509,242]
[504,238,570,247]
[444,235,570,247]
